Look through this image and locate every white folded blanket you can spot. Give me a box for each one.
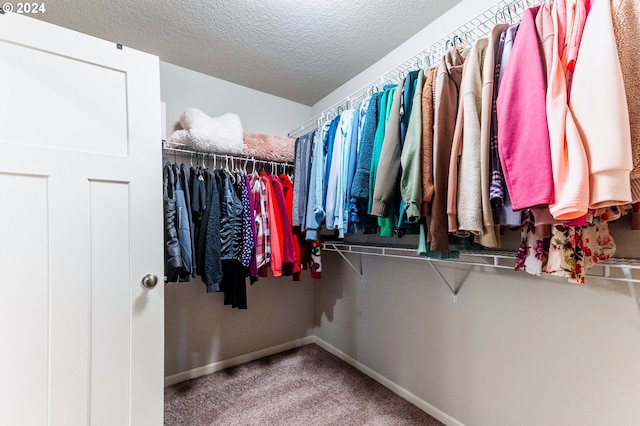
[166,108,244,155]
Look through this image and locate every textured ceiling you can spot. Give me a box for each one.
[33,0,462,105]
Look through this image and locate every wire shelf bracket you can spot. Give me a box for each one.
[328,244,364,281]
[622,267,640,323]
[427,260,463,302]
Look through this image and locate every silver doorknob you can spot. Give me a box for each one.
[141,273,158,288]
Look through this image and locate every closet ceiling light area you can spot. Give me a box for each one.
[33,0,463,105]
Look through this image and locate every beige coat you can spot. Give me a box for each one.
[612,0,640,202]
[447,60,467,234]
[421,67,436,216]
[430,47,466,252]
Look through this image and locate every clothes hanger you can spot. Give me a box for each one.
[504,3,514,24]
[445,38,452,51]
[452,35,464,49]
[425,47,437,69]
[495,6,506,24]
[224,156,236,183]
[242,157,249,176]
[239,158,246,176]
[234,157,244,180]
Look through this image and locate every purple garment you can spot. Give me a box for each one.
[346,101,362,230]
[245,175,258,280]
[239,176,254,269]
[490,29,507,204]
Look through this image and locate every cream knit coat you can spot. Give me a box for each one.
[456,25,506,248]
[456,37,489,236]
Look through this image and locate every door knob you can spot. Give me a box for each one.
[141,273,158,288]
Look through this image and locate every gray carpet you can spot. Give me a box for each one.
[165,343,443,426]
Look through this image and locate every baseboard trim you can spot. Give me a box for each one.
[164,335,315,387]
[311,336,466,426]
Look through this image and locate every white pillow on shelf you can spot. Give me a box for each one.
[166,108,244,155]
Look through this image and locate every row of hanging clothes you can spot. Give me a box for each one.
[163,149,322,309]
[292,0,640,284]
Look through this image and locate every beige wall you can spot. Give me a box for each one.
[314,241,640,425]
[160,61,311,138]
[165,277,315,377]
[160,62,316,377]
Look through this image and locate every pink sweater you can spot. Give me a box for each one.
[569,0,632,208]
[497,6,554,211]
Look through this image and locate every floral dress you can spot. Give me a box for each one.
[543,205,629,284]
[516,205,629,283]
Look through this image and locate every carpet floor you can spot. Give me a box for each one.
[165,343,443,426]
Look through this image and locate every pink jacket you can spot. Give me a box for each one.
[546,0,590,220]
[497,6,554,211]
[569,0,632,208]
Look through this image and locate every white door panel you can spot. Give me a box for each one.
[89,180,132,426]
[0,39,128,155]
[0,12,164,426]
[0,173,50,425]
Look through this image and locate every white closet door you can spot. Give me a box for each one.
[0,12,164,426]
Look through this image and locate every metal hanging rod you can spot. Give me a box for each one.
[288,0,543,138]
[163,143,294,170]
